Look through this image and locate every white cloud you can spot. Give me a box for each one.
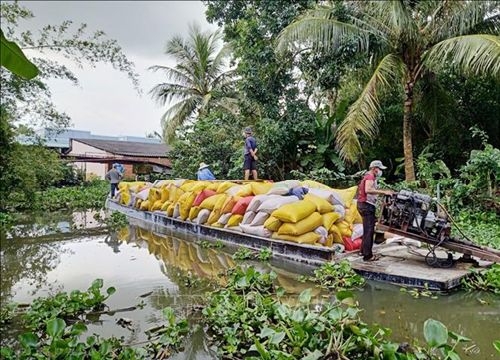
[16,0,217,137]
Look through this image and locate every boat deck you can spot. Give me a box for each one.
[107,200,488,290]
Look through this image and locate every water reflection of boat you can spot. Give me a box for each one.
[125,226,236,284]
[120,224,324,297]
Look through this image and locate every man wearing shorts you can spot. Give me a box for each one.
[243,127,258,180]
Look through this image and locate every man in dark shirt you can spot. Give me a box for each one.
[243,127,258,180]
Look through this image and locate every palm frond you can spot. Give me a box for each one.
[276,7,369,54]
[425,1,499,43]
[148,65,193,87]
[369,0,419,43]
[424,34,500,78]
[149,82,197,106]
[161,97,199,142]
[336,53,405,162]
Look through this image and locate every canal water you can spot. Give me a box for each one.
[1,211,499,358]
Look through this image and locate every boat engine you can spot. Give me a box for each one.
[379,190,452,242]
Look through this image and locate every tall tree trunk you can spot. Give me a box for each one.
[403,80,416,181]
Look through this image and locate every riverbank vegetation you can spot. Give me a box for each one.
[1,268,484,359]
[162,1,499,249]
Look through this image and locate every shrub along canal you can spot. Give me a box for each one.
[1,211,499,358]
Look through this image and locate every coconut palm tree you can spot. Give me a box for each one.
[277,1,500,180]
[150,24,237,141]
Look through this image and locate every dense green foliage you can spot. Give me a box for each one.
[202,266,469,359]
[461,264,500,294]
[0,268,490,359]
[4,180,109,212]
[23,279,115,330]
[305,261,365,291]
[200,0,500,181]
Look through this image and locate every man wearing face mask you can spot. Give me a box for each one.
[357,160,393,261]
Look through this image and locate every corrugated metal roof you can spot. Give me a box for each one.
[72,138,170,157]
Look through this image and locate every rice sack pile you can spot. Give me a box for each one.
[116,179,364,251]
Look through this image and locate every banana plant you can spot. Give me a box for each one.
[0,29,39,79]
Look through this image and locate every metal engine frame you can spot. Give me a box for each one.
[376,190,500,264]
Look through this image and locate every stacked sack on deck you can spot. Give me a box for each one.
[116,179,365,252]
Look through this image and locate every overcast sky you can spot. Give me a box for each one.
[19,1,216,137]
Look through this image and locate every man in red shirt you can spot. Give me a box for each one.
[357,160,393,261]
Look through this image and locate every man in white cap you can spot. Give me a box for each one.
[197,162,216,181]
[357,160,393,261]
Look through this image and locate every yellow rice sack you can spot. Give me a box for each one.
[272,231,321,245]
[336,220,353,237]
[129,182,148,193]
[278,212,323,236]
[217,181,236,193]
[161,201,172,211]
[168,185,185,203]
[345,200,362,224]
[322,212,341,230]
[221,196,237,213]
[160,186,170,202]
[304,193,333,214]
[251,182,273,195]
[151,199,164,211]
[148,188,161,203]
[190,182,209,193]
[179,191,197,220]
[271,200,316,223]
[179,180,195,192]
[118,182,130,191]
[206,182,220,192]
[329,224,343,244]
[264,216,282,232]
[167,203,175,217]
[140,200,151,211]
[134,199,142,208]
[227,214,243,227]
[189,206,201,221]
[207,195,228,225]
[323,234,334,247]
[211,222,224,228]
[235,183,253,197]
[331,186,357,207]
[200,193,226,210]
[120,191,131,206]
[301,180,331,190]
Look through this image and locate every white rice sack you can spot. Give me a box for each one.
[195,209,211,224]
[352,223,363,240]
[333,205,346,219]
[135,188,151,201]
[173,203,180,218]
[242,211,257,225]
[218,213,232,226]
[239,224,272,238]
[266,180,301,195]
[314,226,328,238]
[153,180,171,188]
[226,185,243,197]
[250,212,270,226]
[258,195,299,214]
[308,188,343,206]
[314,226,329,245]
[247,194,280,212]
[225,225,242,232]
[172,179,186,187]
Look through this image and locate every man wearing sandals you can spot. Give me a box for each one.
[357,160,393,262]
